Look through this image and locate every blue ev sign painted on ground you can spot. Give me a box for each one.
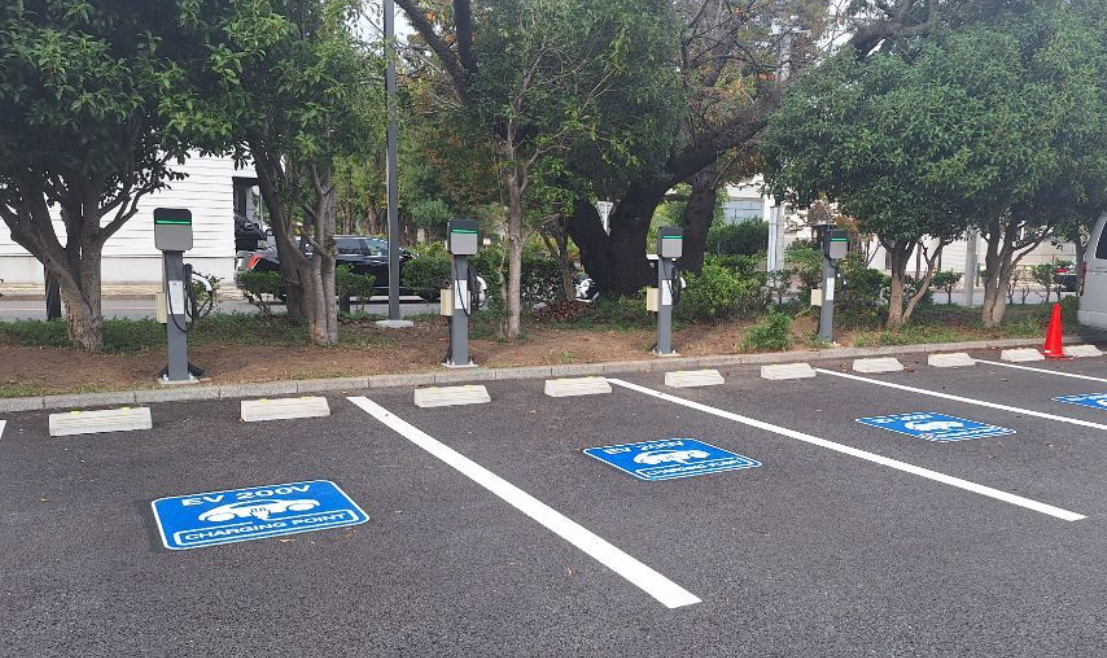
[152,480,368,550]
[1053,392,1107,411]
[584,439,760,481]
[856,412,1015,443]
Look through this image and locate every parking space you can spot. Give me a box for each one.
[0,399,670,657]
[4,349,1107,656]
[647,360,1107,516]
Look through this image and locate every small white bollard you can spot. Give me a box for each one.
[1001,348,1045,363]
[49,407,153,437]
[664,370,725,388]
[414,385,492,408]
[927,353,976,368]
[241,396,331,422]
[760,363,817,381]
[544,377,612,398]
[852,357,904,374]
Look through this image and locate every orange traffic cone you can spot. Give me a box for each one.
[1042,302,1067,359]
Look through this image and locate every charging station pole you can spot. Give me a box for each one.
[155,208,198,384]
[444,219,479,368]
[653,227,683,356]
[816,224,848,343]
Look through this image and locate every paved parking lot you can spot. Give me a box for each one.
[3,349,1107,656]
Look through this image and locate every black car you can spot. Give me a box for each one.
[236,235,415,291]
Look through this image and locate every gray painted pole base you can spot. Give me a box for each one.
[376,319,414,328]
[651,349,681,358]
[442,361,478,369]
[158,375,199,387]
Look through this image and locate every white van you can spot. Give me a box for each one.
[1079,213,1107,329]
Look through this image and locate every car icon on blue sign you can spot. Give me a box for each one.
[198,499,320,523]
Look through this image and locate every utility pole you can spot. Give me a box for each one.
[378,0,412,329]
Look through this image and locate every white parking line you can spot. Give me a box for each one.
[608,379,1085,522]
[815,369,1107,433]
[975,359,1107,384]
[346,396,702,609]
[0,420,5,442]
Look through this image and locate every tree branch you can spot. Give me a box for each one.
[395,0,470,100]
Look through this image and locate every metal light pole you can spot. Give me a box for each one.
[378,0,413,328]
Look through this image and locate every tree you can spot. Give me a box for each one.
[765,1,1107,329]
[939,5,1107,326]
[932,271,961,305]
[565,0,946,296]
[203,0,374,344]
[397,0,679,337]
[762,52,969,329]
[1030,263,1057,304]
[0,0,219,351]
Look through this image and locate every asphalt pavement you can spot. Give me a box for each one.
[3,348,1107,656]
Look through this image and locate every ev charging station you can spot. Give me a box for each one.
[442,219,480,368]
[815,224,849,343]
[154,208,203,384]
[649,227,683,356]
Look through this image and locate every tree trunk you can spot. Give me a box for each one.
[540,219,576,302]
[505,167,525,338]
[250,137,308,321]
[680,171,718,274]
[884,242,911,331]
[978,215,1049,328]
[57,251,103,352]
[45,267,62,321]
[567,182,666,296]
[980,245,1013,328]
[901,243,944,324]
[304,165,339,345]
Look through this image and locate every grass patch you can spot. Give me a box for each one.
[851,305,1049,347]
[192,313,309,347]
[0,381,46,398]
[0,320,70,348]
[0,314,312,353]
[547,297,651,332]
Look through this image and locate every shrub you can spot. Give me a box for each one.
[931,270,962,304]
[409,199,453,237]
[402,252,451,297]
[471,244,504,297]
[1061,294,1080,325]
[785,242,822,301]
[741,312,793,352]
[521,255,563,307]
[335,265,376,311]
[239,270,283,316]
[837,260,888,329]
[706,221,769,256]
[190,271,222,320]
[706,254,761,278]
[903,275,935,309]
[573,294,651,329]
[678,263,753,321]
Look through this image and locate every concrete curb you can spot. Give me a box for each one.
[0,335,1088,413]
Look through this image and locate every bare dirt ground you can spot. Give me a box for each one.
[1,307,1051,398]
[0,315,813,396]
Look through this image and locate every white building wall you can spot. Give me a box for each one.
[866,235,1077,276]
[0,154,238,286]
